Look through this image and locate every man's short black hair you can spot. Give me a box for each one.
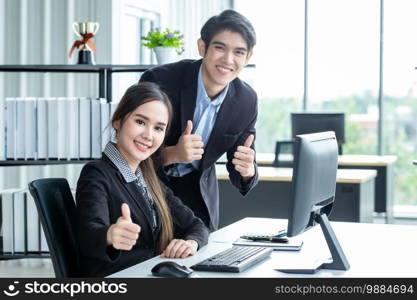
[200,9,256,52]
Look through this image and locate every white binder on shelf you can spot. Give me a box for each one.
[47,98,58,159]
[109,103,117,143]
[25,190,41,252]
[15,98,26,159]
[5,98,16,160]
[56,97,67,160]
[66,97,79,159]
[0,97,7,160]
[79,97,91,159]
[0,189,20,253]
[36,98,48,159]
[47,97,66,159]
[91,98,101,159]
[99,98,110,151]
[12,189,26,253]
[24,98,37,159]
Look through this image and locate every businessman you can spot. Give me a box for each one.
[140,10,258,230]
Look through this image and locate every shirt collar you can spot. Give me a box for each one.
[104,142,138,183]
[197,65,229,107]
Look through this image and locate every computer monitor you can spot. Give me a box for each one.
[278,131,350,274]
[291,113,345,154]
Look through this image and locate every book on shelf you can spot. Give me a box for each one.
[47,98,58,159]
[0,189,49,254]
[0,188,23,254]
[36,98,48,159]
[25,190,41,252]
[79,97,91,159]
[0,189,20,253]
[13,190,26,253]
[5,98,16,160]
[99,98,110,152]
[66,97,79,160]
[24,98,37,160]
[3,96,111,161]
[233,236,303,251]
[16,98,26,159]
[91,98,101,159]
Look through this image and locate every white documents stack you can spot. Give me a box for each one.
[91,98,101,158]
[36,98,48,159]
[47,98,67,159]
[66,97,79,159]
[99,98,110,151]
[110,103,118,143]
[13,190,26,253]
[0,189,20,253]
[24,98,37,159]
[79,97,91,159]
[15,98,26,159]
[5,98,16,160]
[47,98,59,159]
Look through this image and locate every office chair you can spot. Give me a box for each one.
[273,140,294,167]
[28,178,80,278]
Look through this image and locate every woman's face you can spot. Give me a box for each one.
[114,100,169,171]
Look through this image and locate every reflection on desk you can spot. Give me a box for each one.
[251,153,398,167]
[215,165,377,184]
[108,218,417,278]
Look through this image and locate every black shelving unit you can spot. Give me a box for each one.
[0,64,154,260]
[0,64,155,102]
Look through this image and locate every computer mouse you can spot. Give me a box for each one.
[151,261,194,278]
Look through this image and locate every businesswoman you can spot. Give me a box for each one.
[76,82,209,277]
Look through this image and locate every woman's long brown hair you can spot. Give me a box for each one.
[111,82,174,251]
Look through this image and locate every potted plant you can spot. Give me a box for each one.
[141,28,184,64]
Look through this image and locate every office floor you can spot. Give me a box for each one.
[0,259,54,277]
[1,215,416,278]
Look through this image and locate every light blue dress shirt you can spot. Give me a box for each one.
[167,66,229,176]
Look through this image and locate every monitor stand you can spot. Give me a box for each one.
[277,213,350,274]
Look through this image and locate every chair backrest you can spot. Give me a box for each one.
[273,140,294,168]
[28,178,80,278]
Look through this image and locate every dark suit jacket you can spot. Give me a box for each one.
[75,154,209,277]
[139,59,259,229]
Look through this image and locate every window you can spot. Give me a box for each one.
[112,0,161,103]
[384,0,417,208]
[235,0,305,153]
[308,0,380,155]
[236,0,417,208]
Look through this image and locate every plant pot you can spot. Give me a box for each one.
[153,47,177,64]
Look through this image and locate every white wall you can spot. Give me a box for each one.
[0,0,230,190]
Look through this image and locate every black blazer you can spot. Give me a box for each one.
[139,59,259,229]
[75,154,209,277]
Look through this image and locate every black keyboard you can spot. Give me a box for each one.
[190,246,273,273]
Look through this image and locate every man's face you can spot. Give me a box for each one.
[198,30,253,92]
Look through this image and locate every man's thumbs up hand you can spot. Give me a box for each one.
[232,134,255,179]
[182,120,193,136]
[174,120,204,163]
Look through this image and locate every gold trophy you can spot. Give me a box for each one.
[69,22,100,64]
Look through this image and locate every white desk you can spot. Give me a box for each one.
[109,218,417,278]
